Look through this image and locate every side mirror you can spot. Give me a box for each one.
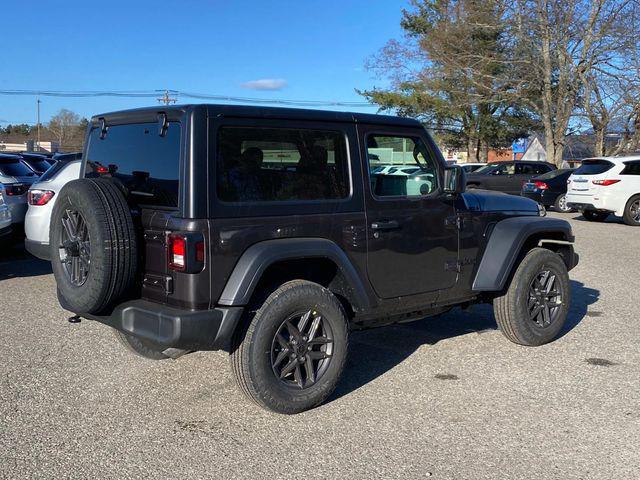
[443,165,466,194]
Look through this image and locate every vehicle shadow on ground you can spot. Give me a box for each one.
[329,280,599,403]
[0,244,52,280]
[570,213,625,225]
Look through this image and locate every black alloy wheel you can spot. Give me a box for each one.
[58,209,91,286]
[270,309,334,389]
[527,270,563,328]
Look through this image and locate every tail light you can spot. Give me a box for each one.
[167,233,205,273]
[592,179,620,186]
[28,189,55,206]
[534,181,549,190]
[5,184,28,196]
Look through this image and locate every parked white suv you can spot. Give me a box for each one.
[24,158,82,259]
[566,156,640,225]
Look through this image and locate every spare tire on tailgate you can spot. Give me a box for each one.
[50,178,138,314]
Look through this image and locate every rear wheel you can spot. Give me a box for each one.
[493,248,570,346]
[114,330,169,360]
[230,280,348,414]
[554,194,572,213]
[582,210,609,222]
[622,195,640,226]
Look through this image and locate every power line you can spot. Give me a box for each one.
[0,88,377,108]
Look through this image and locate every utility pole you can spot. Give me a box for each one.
[157,90,177,105]
[36,98,41,152]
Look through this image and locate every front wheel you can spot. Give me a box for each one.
[230,280,348,414]
[582,210,609,222]
[493,248,571,346]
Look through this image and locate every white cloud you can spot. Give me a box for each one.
[240,78,288,91]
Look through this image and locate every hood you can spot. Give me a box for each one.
[462,189,539,213]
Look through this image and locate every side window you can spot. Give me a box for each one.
[216,127,350,202]
[622,161,640,175]
[517,164,535,175]
[367,135,439,197]
[499,163,516,175]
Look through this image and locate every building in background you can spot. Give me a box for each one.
[0,140,59,153]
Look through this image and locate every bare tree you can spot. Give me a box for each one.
[509,0,638,166]
[48,109,82,149]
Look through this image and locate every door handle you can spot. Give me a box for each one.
[371,220,400,231]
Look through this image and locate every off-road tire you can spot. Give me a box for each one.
[582,210,609,222]
[493,248,570,346]
[622,195,640,226]
[230,280,349,414]
[114,330,169,360]
[50,178,137,314]
[554,194,572,213]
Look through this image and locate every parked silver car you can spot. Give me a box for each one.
[0,184,13,241]
[0,153,38,229]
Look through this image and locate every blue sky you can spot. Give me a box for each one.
[2,1,407,125]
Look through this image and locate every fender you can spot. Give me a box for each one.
[217,238,373,310]
[472,216,575,292]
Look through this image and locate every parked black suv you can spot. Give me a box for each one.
[50,105,578,414]
[466,161,556,195]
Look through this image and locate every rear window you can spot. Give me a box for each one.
[85,122,181,208]
[0,158,36,177]
[216,126,350,202]
[621,161,640,175]
[38,158,76,182]
[573,159,614,175]
[22,158,51,173]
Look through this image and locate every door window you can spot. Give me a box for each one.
[366,135,439,197]
[216,127,349,202]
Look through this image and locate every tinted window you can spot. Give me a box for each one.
[22,158,51,173]
[367,135,439,197]
[574,159,614,175]
[0,158,35,177]
[518,163,552,175]
[621,161,640,175]
[85,122,181,208]
[216,127,349,202]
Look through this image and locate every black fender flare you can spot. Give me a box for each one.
[217,238,373,310]
[472,216,575,292]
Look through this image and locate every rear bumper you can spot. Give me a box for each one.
[522,190,561,207]
[25,239,50,260]
[62,297,244,351]
[565,201,612,213]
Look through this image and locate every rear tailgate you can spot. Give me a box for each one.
[568,159,614,198]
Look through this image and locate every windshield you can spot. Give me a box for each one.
[0,158,35,177]
[474,164,500,174]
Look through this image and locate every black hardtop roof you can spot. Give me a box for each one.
[91,104,423,128]
[0,153,22,160]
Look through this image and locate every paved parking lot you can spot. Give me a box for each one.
[1,212,638,479]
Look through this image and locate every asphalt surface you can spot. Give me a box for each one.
[1,212,638,479]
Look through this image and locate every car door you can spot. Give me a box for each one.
[489,162,516,193]
[359,126,459,299]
